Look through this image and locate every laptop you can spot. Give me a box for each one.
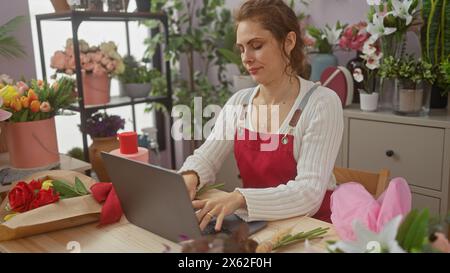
[101,152,267,242]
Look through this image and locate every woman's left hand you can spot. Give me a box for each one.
[193,191,246,232]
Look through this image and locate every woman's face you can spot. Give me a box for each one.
[236,20,290,85]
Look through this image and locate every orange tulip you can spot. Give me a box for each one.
[11,98,22,111]
[30,100,40,113]
[20,96,30,108]
[27,89,38,102]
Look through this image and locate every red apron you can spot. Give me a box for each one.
[233,84,333,223]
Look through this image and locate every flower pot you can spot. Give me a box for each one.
[89,136,119,181]
[50,0,70,12]
[310,53,338,82]
[430,84,448,109]
[359,92,379,112]
[5,118,60,169]
[82,72,111,105]
[232,75,257,92]
[123,82,151,98]
[393,79,430,116]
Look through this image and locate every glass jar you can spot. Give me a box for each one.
[393,79,431,116]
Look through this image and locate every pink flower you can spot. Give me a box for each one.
[93,64,107,76]
[302,35,316,47]
[106,62,115,72]
[93,52,103,63]
[15,81,29,96]
[82,62,95,72]
[50,51,67,70]
[39,101,51,112]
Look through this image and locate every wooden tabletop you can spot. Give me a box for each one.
[0,214,337,253]
[0,187,338,253]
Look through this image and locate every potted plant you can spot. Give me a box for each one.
[352,41,383,111]
[421,0,450,108]
[118,55,161,98]
[379,54,436,115]
[305,21,346,81]
[0,77,76,168]
[50,39,125,105]
[79,111,125,181]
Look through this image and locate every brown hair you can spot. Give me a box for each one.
[235,0,308,78]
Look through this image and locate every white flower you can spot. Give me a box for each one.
[322,24,343,46]
[328,215,405,253]
[353,68,364,82]
[361,51,383,70]
[366,13,397,44]
[391,0,414,26]
[362,41,377,56]
[366,0,381,5]
[0,74,13,85]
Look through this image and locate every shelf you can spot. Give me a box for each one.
[36,10,167,22]
[67,95,169,112]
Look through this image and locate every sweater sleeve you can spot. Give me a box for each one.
[178,90,249,189]
[235,90,344,221]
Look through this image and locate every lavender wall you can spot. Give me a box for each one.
[0,0,36,79]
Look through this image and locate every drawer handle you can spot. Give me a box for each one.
[385,150,394,157]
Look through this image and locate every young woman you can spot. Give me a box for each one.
[179,0,343,231]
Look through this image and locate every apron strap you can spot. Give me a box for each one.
[287,83,320,127]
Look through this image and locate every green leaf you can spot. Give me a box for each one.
[74,177,89,195]
[403,209,429,252]
[396,209,418,247]
[52,180,82,199]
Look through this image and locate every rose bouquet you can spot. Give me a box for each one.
[0,77,76,122]
[339,21,370,52]
[50,38,125,77]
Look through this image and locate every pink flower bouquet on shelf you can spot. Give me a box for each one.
[339,21,370,52]
[50,39,125,105]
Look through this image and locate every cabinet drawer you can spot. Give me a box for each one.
[411,193,441,217]
[348,119,444,191]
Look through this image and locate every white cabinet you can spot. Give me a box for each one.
[340,106,450,219]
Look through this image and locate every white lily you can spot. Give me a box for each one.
[328,215,405,253]
[362,40,377,56]
[391,0,414,26]
[366,0,382,5]
[321,24,343,46]
[366,13,397,44]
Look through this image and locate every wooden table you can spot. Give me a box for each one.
[0,186,338,253]
[0,215,337,253]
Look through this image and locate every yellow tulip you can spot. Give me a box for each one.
[0,85,19,104]
[41,180,54,190]
[20,96,30,108]
[3,213,19,222]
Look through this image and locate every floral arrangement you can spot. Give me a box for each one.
[3,176,89,222]
[0,77,76,122]
[81,111,125,138]
[378,54,436,88]
[352,41,383,94]
[339,21,370,52]
[365,0,420,58]
[305,21,346,54]
[50,38,125,77]
[328,209,450,253]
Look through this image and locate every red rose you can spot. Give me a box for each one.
[28,179,42,192]
[8,181,34,212]
[29,189,60,210]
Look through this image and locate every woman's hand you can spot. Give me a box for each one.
[182,172,199,200]
[193,191,246,232]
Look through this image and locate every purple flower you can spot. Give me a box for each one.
[80,112,125,138]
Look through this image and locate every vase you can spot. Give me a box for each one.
[82,72,111,105]
[89,136,119,181]
[310,53,338,82]
[6,117,60,169]
[50,0,70,12]
[359,92,379,112]
[393,79,431,116]
[232,75,257,93]
[378,78,395,111]
[123,82,151,98]
[346,51,365,103]
[429,85,448,109]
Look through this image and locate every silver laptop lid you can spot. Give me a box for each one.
[101,152,202,242]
